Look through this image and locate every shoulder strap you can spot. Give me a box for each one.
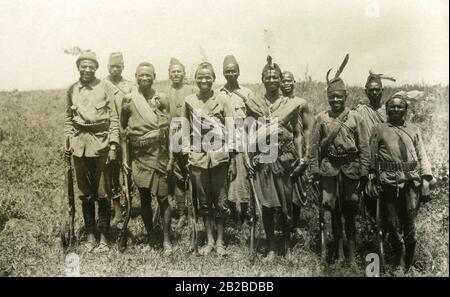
[391,125,417,159]
[320,108,351,155]
[232,89,248,103]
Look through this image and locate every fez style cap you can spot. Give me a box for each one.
[169,57,185,71]
[108,52,124,66]
[223,55,239,69]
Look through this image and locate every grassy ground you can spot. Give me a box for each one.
[0,82,448,277]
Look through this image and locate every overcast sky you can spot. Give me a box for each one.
[0,0,448,90]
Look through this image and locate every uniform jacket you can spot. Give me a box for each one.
[309,107,370,179]
[370,122,432,188]
[183,91,234,169]
[64,78,120,158]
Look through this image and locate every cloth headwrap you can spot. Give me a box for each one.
[365,70,396,88]
[326,54,349,93]
[195,61,215,79]
[169,57,185,71]
[223,55,239,70]
[76,50,99,68]
[108,52,124,66]
[261,55,282,78]
[385,90,408,110]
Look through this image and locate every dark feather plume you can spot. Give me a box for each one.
[267,55,273,68]
[334,53,349,79]
[326,68,333,85]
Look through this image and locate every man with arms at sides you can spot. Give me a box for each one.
[64,50,120,252]
[218,55,254,230]
[369,92,432,273]
[280,71,312,237]
[121,62,174,256]
[166,57,196,230]
[245,57,304,261]
[309,54,370,267]
[104,52,135,227]
[182,62,237,256]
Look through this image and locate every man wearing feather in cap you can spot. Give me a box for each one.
[369,91,432,273]
[64,50,121,252]
[245,56,305,262]
[121,62,174,256]
[309,54,370,267]
[280,71,312,237]
[182,62,236,256]
[356,71,396,233]
[103,52,136,227]
[218,55,254,230]
[356,71,396,133]
[165,58,196,230]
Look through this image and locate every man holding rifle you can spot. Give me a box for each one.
[218,55,254,230]
[369,91,432,272]
[280,70,312,236]
[309,54,370,267]
[64,50,120,252]
[104,52,135,227]
[245,56,305,262]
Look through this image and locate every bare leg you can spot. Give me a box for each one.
[160,198,173,255]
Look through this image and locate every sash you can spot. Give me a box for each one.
[319,108,351,156]
[130,90,158,130]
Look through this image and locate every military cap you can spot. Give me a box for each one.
[223,55,239,69]
[326,54,349,94]
[365,70,396,88]
[261,55,282,78]
[108,52,124,66]
[169,57,185,71]
[195,61,215,79]
[76,50,99,68]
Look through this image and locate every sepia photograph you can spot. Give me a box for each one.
[0,0,448,282]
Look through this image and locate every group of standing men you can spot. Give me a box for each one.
[64,50,433,272]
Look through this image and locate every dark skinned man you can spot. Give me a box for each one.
[166,58,196,230]
[121,62,174,256]
[356,70,396,233]
[369,92,432,273]
[280,71,312,237]
[104,52,135,227]
[245,57,304,262]
[218,55,254,229]
[309,54,370,267]
[64,50,120,252]
[182,62,237,256]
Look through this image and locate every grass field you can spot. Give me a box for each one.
[0,81,448,277]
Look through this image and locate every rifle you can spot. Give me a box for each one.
[61,137,76,251]
[373,153,385,273]
[312,180,327,263]
[118,139,132,252]
[247,174,263,263]
[185,166,200,255]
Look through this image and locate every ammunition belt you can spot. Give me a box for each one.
[129,130,160,148]
[73,120,109,133]
[327,151,358,163]
[379,161,417,172]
